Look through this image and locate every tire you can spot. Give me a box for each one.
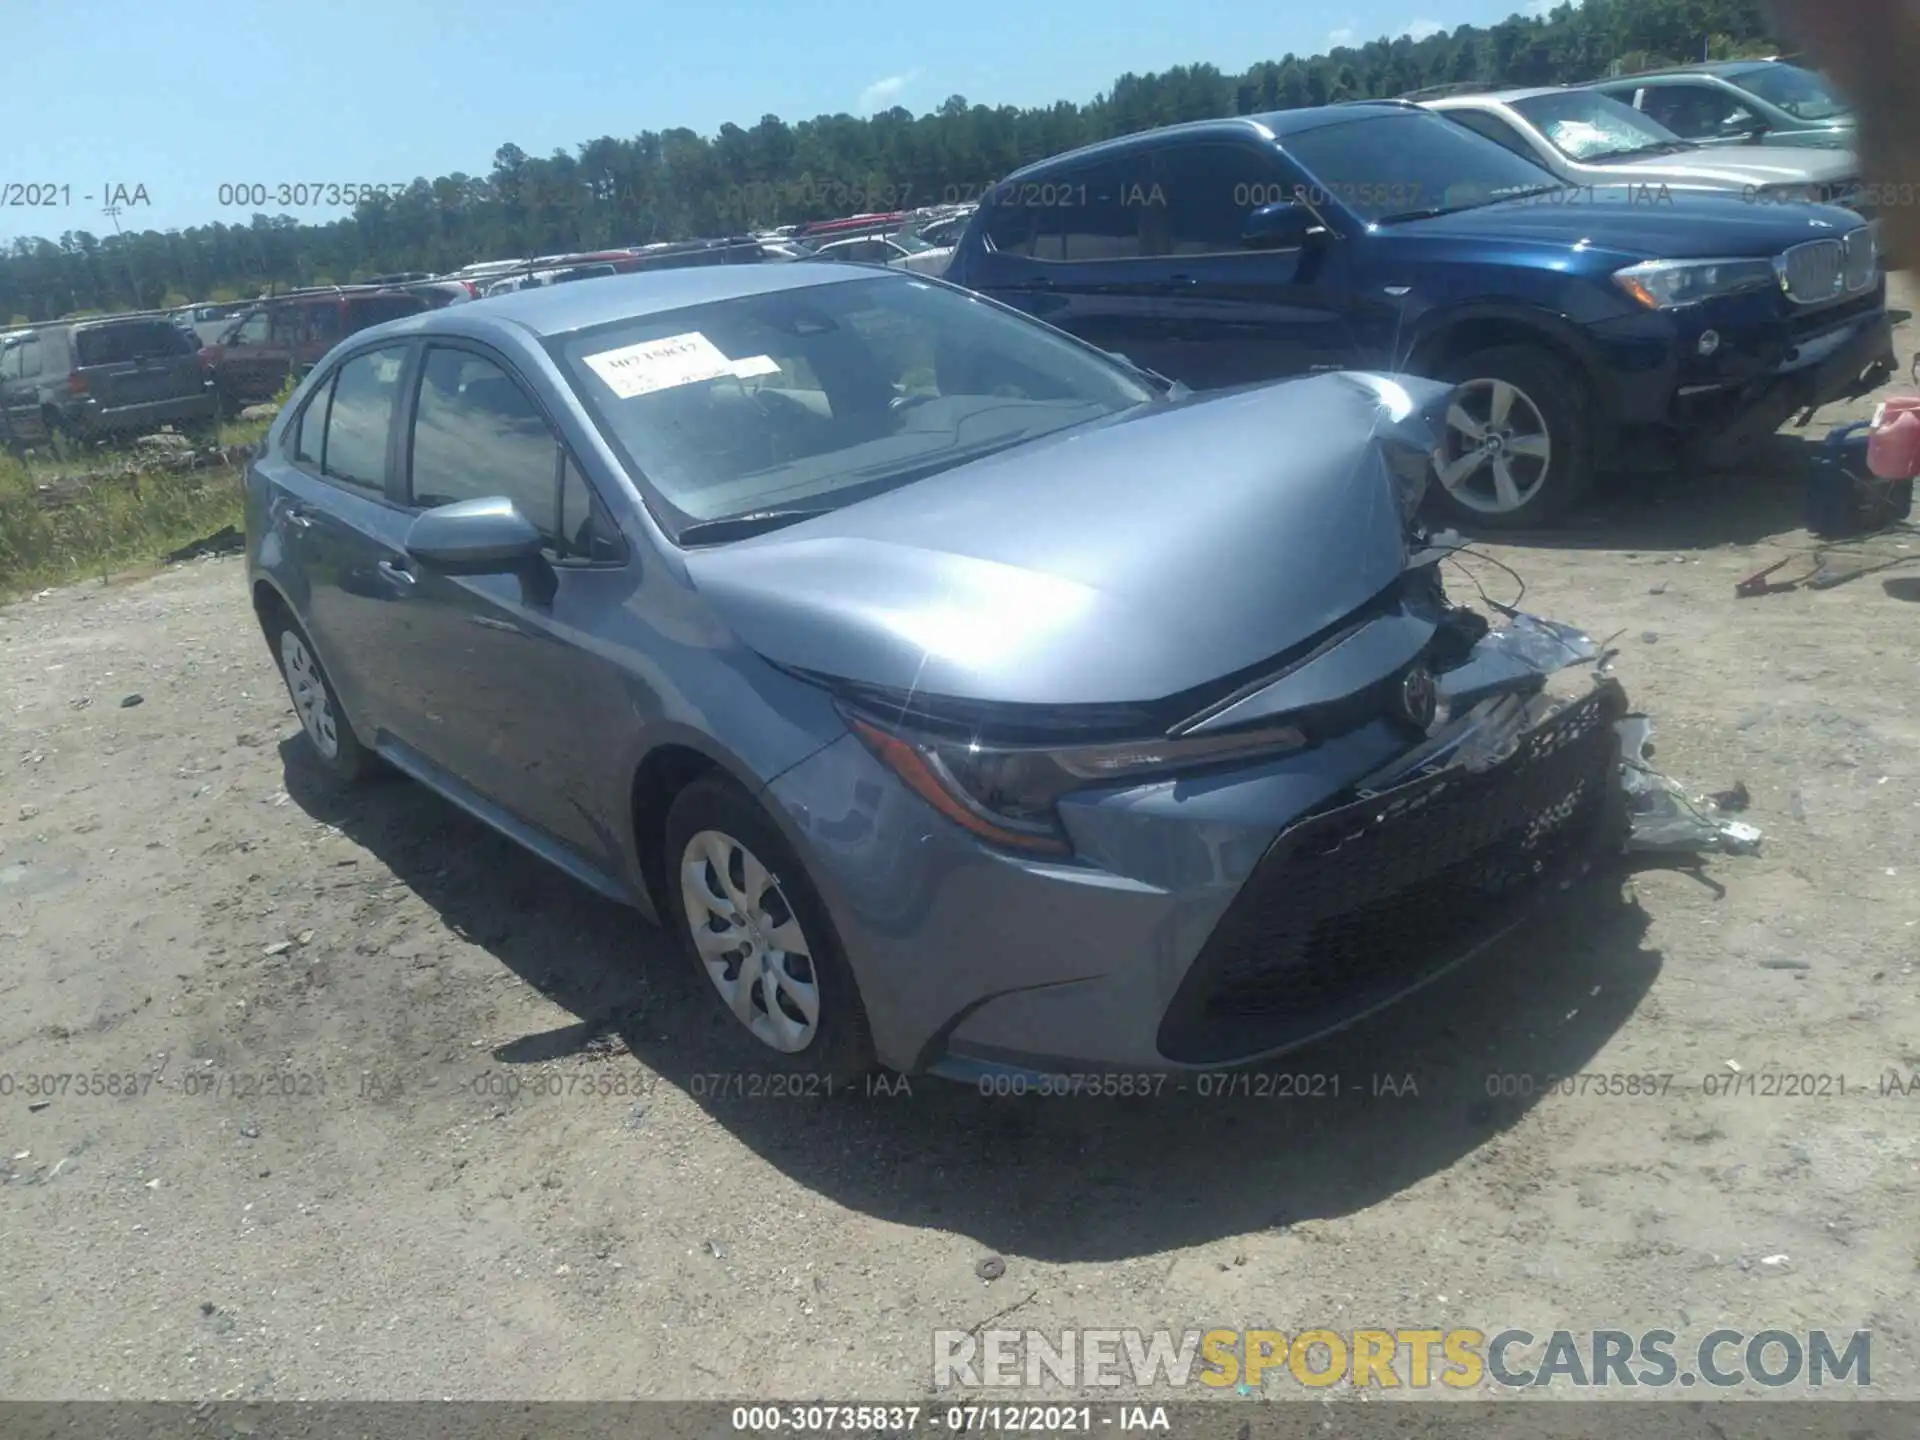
[1428,344,1593,529]
[662,774,875,1083]
[266,611,377,783]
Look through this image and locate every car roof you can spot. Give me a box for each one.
[1601,61,1771,82]
[361,261,882,342]
[1000,102,1427,179]
[1426,87,1564,106]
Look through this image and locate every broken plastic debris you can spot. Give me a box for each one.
[1437,611,1608,715]
[1616,716,1764,856]
[1488,612,1600,672]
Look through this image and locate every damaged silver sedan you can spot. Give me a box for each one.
[248,264,1654,1082]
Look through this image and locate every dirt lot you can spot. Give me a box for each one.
[4,287,1920,1404]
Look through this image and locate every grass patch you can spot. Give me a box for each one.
[0,411,275,599]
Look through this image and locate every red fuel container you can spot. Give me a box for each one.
[1867,395,1920,479]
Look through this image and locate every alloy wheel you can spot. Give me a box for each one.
[280,630,340,760]
[679,829,821,1053]
[1432,377,1553,516]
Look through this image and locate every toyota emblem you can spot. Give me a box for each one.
[1397,665,1438,730]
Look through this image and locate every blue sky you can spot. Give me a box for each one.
[0,0,1551,241]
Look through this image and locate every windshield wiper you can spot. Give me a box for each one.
[1584,141,1696,161]
[1375,185,1561,223]
[676,508,832,545]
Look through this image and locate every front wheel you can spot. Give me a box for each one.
[1428,344,1593,529]
[663,775,875,1083]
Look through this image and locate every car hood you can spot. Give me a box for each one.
[681,372,1449,708]
[1393,190,1868,257]
[1583,146,1857,187]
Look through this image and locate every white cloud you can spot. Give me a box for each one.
[1405,18,1445,40]
[858,72,917,112]
[1327,27,1355,47]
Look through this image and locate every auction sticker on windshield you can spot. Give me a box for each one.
[584,331,738,397]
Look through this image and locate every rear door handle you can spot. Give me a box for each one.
[376,558,415,588]
[283,507,314,529]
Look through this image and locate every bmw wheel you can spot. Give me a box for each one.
[271,615,376,783]
[1431,344,1592,529]
[663,774,875,1082]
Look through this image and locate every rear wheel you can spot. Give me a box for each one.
[268,613,377,783]
[663,774,875,1083]
[1429,344,1592,529]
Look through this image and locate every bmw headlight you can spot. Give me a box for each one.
[1612,257,1780,310]
[839,702,1307,855]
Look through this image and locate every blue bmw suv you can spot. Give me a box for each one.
[945,99,1895,526]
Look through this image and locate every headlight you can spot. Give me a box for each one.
[841,705,1308,855]
[1613,257,1779,309]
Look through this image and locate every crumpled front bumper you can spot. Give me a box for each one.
[766,599,1635,1079]
[1684,307,1896,465]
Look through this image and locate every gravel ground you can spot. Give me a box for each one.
[3,285,1919,1404]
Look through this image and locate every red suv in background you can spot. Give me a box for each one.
[199,287,428,412]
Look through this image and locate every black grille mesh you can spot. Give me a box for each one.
[1158,679,1628,1065]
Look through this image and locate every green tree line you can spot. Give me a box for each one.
[0,0,1782,323]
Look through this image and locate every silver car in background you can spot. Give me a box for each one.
[807,231,954,276]
[1419,85,1860,207]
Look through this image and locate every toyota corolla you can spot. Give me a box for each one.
[244,263,1628,1083]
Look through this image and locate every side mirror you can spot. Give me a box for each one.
[1241,200,1317,249]
[406,496,548,576]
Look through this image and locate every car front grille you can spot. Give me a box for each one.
[1778,230,1879,305]
[1844,224,1879,291]
[1156,679,1628,1066]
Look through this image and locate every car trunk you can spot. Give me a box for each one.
[73,321,203,410]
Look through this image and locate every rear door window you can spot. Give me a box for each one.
[308,303,345,346]
[1017,153,1156,262]
[269,307,304,346]
[75,321,183,366]
[318,345,409,494]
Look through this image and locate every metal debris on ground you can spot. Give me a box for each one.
[1616,716,1763,856]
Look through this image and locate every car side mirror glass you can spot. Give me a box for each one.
[405,496,548,577]
[1242,200,1316,248]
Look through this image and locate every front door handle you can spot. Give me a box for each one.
[376,558,415,588]
[283,507,314,529]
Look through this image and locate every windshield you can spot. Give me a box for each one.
[1283,109,1560,223]
[1726,63,1851,121]
[557,272,1157,537]
[1509,90,1690,160]
[891,231,934,253]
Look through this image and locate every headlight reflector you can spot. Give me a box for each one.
[843,709,1308,855]
[1612,257,1778,309]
